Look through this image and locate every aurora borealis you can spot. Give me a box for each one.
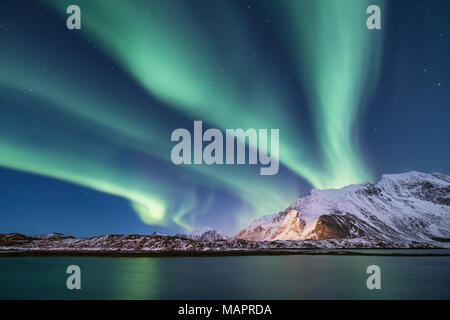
[0,0,449,236]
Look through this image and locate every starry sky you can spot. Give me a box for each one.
[0,0,449,237]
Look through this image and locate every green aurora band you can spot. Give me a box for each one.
[0,0,384,230]
[286,0,384,188]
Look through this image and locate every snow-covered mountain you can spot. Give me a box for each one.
[0,232,438,252]
[236,171,450,245]
[177,227,229,242]
[1,171,448,252]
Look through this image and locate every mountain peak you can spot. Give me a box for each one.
[177,227,229,242]
[236,171,450,246]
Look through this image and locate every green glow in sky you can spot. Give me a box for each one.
[286,0,384,188]
[67,0,383,189]
[0,0,384,230]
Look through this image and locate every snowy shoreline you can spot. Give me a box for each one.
[1,247,449,258]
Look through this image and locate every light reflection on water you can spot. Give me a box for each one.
[0,254,449,299]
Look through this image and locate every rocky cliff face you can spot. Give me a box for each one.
[236,171,450,245]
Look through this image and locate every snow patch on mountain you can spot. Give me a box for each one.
[236,171,450,246]
[177,227,229,242]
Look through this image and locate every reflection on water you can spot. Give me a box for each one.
[0,254,449,299]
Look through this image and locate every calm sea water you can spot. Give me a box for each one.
[1,253,449,299]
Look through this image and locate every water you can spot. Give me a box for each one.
[1,254,449,299]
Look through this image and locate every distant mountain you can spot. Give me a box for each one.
[236,171,450,246]
[1,171,448,253]
[0,232,439,253]
[34,233,74,240]
[177,227,229,242]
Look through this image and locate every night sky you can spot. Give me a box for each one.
[0,0,449,237]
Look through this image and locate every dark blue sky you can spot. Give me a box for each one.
[0,0,449,237]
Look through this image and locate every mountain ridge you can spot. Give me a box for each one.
[176,226,229,241]
[235,171,450,245]
[0,171,448,251]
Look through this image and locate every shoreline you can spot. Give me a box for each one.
[1,248,449,258]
